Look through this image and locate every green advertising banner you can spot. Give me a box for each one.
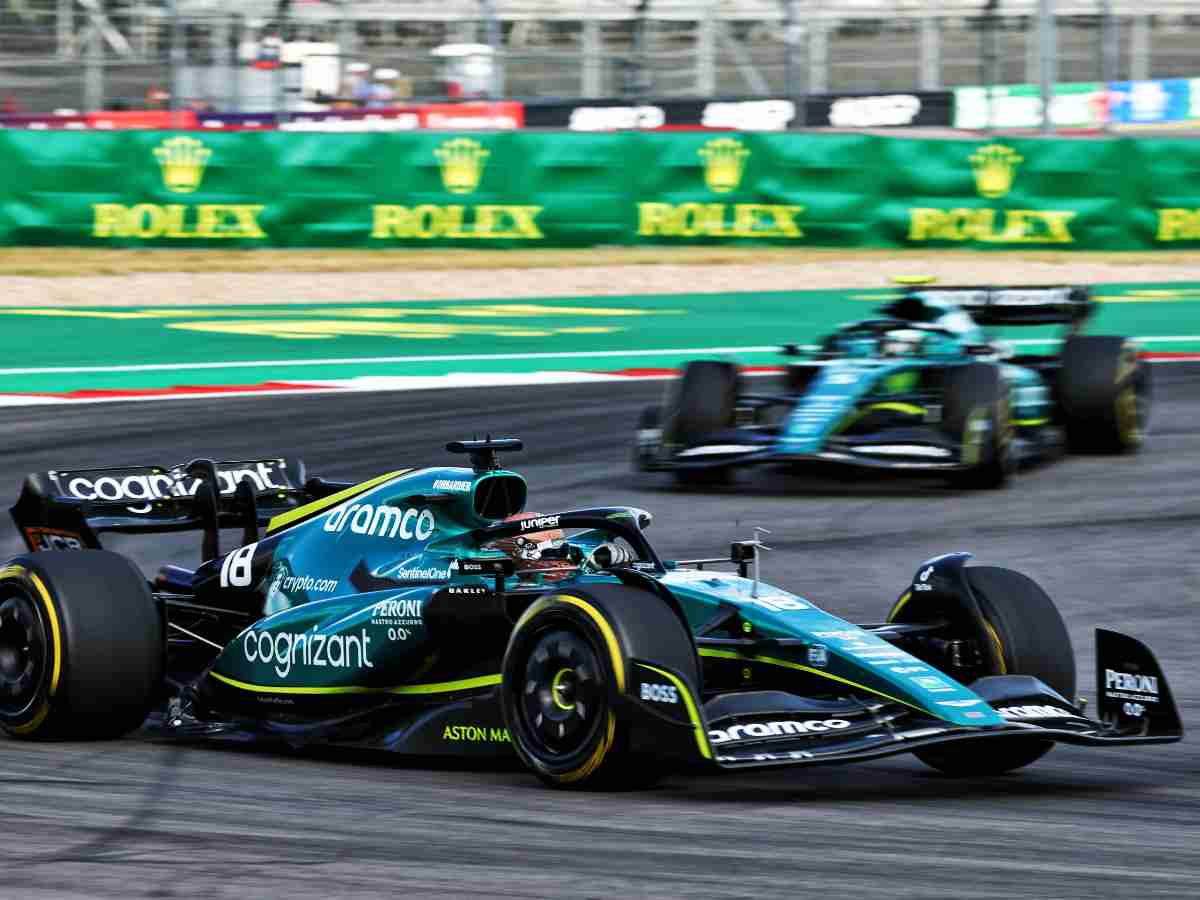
[0,129,1197,250]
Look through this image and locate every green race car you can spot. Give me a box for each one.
[636,284,1150,488]
[1,440,1181,787]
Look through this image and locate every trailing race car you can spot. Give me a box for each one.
[635,283,1150,488]
[0,440,1181,787]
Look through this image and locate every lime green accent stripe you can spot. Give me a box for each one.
[1012,417,1050,426]
[208,670,501,696]
[866,402,926,416]
[837,401,926,435]
[637,662,712,760]
[266,469,411,533]
[698,648,939,719]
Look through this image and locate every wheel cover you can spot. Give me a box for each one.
[1116,354,1148,448]
[518,628,605,760]
[0,590,47,720]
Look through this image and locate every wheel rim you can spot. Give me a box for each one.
[0,589,47,720]
[518,628,605,760]
[1116,360,1148,447]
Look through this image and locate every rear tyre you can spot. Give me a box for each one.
[661,361,738,488]
[942,363,1014,490]
[911,566,1075,776]
[1059,336,1149,454]
[0,551,162,740]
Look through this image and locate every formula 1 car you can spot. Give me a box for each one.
[0,440,1181,788]
[635,284,1150,488]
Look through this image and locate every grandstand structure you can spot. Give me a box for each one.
[0,1,1198,112]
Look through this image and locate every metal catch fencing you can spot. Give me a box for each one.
[0,1,1198,114]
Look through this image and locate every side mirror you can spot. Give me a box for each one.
[730,540,757,563]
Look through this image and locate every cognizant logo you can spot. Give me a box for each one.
[324,503,436,541]
[242,627,374,678]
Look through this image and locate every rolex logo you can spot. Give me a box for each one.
[698,137,749,194]
[969,144,1023,199]
[153,136,212,194]
[434,138,490,195]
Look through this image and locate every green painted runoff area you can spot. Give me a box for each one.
[0,281,1198,395]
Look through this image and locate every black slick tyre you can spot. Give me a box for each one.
[1059,336,1149,454]
[502,591,655,789]
[942,363,1014,489]
[632,404,661,473]
[912,566,1076,776]
[661,361,737,487]
[0,551,163,740]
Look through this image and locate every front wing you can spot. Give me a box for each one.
[639,629,1182,772]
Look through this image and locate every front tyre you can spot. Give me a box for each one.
[502,593,651,789]
[632,405,661,473]
[943,363,1014,490]
[0,552,162,740]
[892,566,1075,776]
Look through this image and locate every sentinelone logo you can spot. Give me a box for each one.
[371,137,543,241]
[637,137,805,240]
[907,143,1077,244]
[92,137,267,240]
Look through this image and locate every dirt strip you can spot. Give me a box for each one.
[3,255,1200,307]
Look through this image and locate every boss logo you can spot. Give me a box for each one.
[639,682,679,704]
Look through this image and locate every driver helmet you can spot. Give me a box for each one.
[880,328,927,358]
[482,512,574,583]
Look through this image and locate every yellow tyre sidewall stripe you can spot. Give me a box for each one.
[555,713,616,784]
[517,594,627,783]
[887,590,912,622]
[0,564,64,735]
[554,595,626,693]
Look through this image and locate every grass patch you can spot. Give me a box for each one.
[2,246,1200,278]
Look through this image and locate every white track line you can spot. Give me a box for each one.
[0,346,781,377]
[3,338,1199,378]
[0,360,1193,407]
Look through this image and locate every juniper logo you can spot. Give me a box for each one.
[153,136,212,194]
[969,144,1023,199]
[698,137,750,193]
[435,138,490,194]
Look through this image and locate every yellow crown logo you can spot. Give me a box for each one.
[698,137,749,193]
[969,144,1023,199]
[152,136,212,194]
[434,138,490,195]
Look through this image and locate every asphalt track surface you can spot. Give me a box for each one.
[0,368,1197,899]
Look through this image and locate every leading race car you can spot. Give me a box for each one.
[0,440,1181,788]
[635,283,1151,488]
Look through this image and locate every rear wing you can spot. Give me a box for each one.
[9,457,344,562]
[908,285,1093,328]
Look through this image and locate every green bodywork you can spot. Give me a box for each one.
[199,465,1003,730]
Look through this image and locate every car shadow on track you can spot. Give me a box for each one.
[146,734,1152,807]
[652,761,1156,807]
[634,466,973,500]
